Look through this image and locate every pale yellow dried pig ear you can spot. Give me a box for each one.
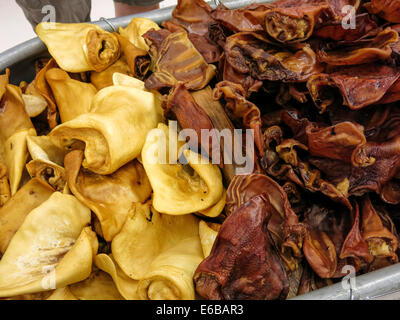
[91,58,132,90]
[111,202,203,300]
[141,123,224,215]
[68,268,124,300]
[95,254,140,300]
[36,22,120,73]
[0,193,96,298]
[0,84,37,195]
[118,17,160,51]
[26,135,68,191]
[0,178,54,254]
[45,68,97,123]
[64,149,152,241]
[199,220,221,258]
[49,85,161,175]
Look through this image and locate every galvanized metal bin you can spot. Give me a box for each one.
[1,0,400,300]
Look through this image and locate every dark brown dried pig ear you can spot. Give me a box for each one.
[307,64,400,111]
[213,81,264,156]
[170,0,214,36]
[360,195,399,270]
[263,0,332,43]
[365,0,400,23]
[194,193,289,300]
[317,28,398,66]
[164,83,221,165]
[224,32,322,83]
[143,30,216,91]
[314,13,378,42]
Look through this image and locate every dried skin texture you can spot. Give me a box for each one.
[366,0,400,23]
[91,58,132,90]
[0,85,37,195]
[165,84,221,165]
[50,85,161,175]
[64,150,152,242]
[34,59,59,128]
[307,64,400,111]
[211,5,264,32]
[264,0,331,43]
[306,121,367,163]
[194,194,289,300]
[144,31,216,91]
[314,13,378,42]
[36,23,120,73]
[224,32,322,83]
[361,196,398,266]
[0,193,96,298]
[170,0,214,36]
[317,28,398,66]
[0,178,54,254]
[226,173,304,271]
[0,162,10,207]
[118,17,160,51]
[115,33,150,80]
[141,123,224,216]
[45,68,97,123]
[111,202,203,300]
[26,135,68,192]
[213,81,264,157]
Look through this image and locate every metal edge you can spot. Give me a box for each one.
[0,0,267,73]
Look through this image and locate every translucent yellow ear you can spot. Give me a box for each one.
[0,85,37,195]
[0,178,54,254]
[47,287,78,300]
[65,150,152,242]
[26,135,67,191]
[0,192,95,298]
[95,254,140,300]
[111,202,203,300]
[199,221,220,258]
[91,58,132,90]
[68,268,124,300]
[45,68,97,123]
[50,85,161,175]
[118,17,160,51]
[37,22,120,73]
[112,72,146,90]
[141,123,224,215]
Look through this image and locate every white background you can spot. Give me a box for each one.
[0,0,177,53]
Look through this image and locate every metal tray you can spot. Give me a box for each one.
[1,0,400,300]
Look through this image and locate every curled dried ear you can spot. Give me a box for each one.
[45,68,97,123]
[141,123,224,215]
[26,135,68,191]
[50,85,161,175]
[111,202,203,300]
[0,178,54,254]
[118,17,160,51]
[0,192,95,298]
[65,150,152,241]
[91,58,132,90]
[36,22,120,73]
[0,85,37,195]
[95,254,140,300]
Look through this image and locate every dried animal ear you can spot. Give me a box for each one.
[91,58,132,90]
[141,123,224,215]
[45,68,97,123]
[64,150,152,241]
[49,84,161,175]
[118,17,160,51]
[111,202,203,300]
[0,84,37,195]
[0,178,54,254]
[198,221,220,258]
[0,192,95,298]
[36,22,120,73]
